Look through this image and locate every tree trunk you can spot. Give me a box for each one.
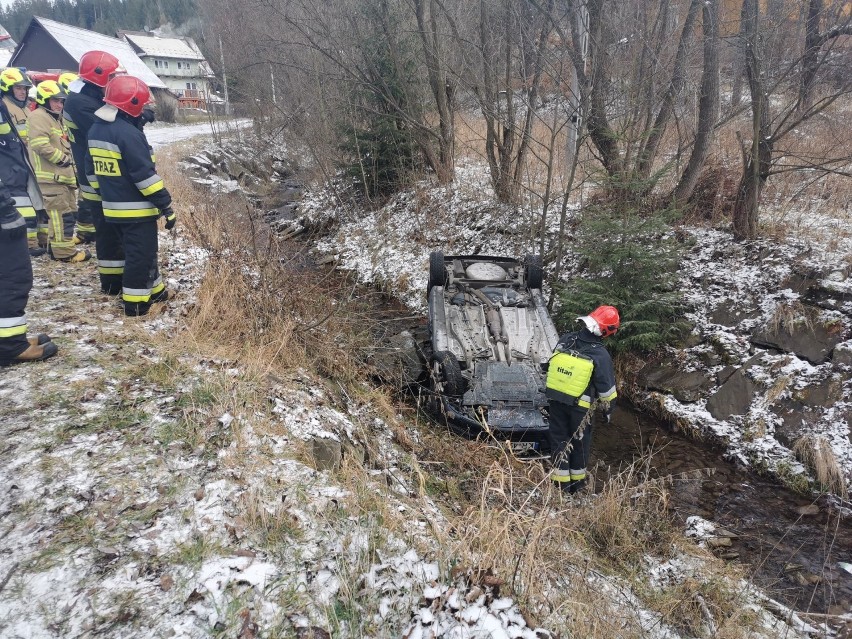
[413,0,455,184]
[732,0,772,240]
[673,0,720,203]
[585,0,622,177]
[636,0,702,181]
[730,0,749,107]
[799,0,822,111]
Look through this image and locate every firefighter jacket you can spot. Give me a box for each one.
[545,328,617,409]
[63,81,104,204]
[86,112,172,223]
[0,100,44,213]
[2,94,29,144]
[27,107,76,188]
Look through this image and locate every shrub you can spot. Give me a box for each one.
[554,179,690,355]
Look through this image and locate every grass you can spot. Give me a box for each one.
[793,434,848,498]
[139,140,834,637]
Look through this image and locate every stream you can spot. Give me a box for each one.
[263,174,852,621]
[597,406,852,617]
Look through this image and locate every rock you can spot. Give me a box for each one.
[369,331,425,386]
[707,537,732,548]
[160,574,174,591]
[311,437,342,471]
[194,488,205,501]
[296,627,331,639]
[638,363,713,403]
[709,304,760,327]
[751,312,845,364]
[835,341,852,367]
[706,356,761,420]
[716,366,737,385]
[795,504,820,516]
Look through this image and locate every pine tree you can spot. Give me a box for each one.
[554,178,691,355]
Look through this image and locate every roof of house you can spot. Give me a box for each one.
[0,23,16,51]
[123,33,205,61]
[20,17,166,89]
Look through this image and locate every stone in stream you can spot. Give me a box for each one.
[706,355,762,420]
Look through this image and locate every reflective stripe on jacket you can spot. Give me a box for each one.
[0,100,44,210]
[2,96,28,143]
[63,82,103,198]
[87,114,171,223]
[27,107,76,187]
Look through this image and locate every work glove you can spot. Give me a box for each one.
[56,155,73,168]
[0,190,25,241]
[161,206,177,230]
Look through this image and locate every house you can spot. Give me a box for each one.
[120,32,215,110]
[0,23,16,67]
[8,17,167,94]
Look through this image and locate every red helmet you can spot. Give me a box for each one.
[79,51,123,87]
[580,305,620,338]
[104,75,150,118]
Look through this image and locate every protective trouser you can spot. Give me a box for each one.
[91,203,124,294]
[116,218,166,316]
[12,195,38,249]
[42,185,78,260]
[75,197,97,240]
[548,400,593,489]
[36,209,49,247]
[0,220,33,363]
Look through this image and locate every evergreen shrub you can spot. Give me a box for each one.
[554,184,691,355]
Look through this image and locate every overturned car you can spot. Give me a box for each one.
[424,252,560,450]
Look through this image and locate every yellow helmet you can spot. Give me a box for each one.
[35,80,66,111]
[58,72,79,93]
[0,67,33,93]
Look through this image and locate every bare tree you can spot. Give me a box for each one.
[673,0,720,203]
[731,0,852,239]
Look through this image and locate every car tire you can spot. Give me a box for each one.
[524,253,543,289]
[433,350,465,396]
[428,250,447,293]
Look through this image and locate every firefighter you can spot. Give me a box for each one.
[0,110,58,365]
[1,67,43,254]
[64,50,124,249]
[28,80,91,263]
[87,75,176,317]
[0,67,32,143]
[545,305,620,495]
[57,72,79,94]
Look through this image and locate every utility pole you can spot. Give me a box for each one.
[219,35,230,117]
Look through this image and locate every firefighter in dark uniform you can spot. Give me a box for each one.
[63,50,124,261]
[545,305,620,494]
[1,67,44,256]
[0,102,58,365]
[87,75,176,317]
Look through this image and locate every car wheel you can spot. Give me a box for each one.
[432,350,465,396]
[428,250,447,293]
[524,253,543,289]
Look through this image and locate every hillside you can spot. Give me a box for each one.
[0,122,849,638]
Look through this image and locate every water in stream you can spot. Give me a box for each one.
[597,406,852,617]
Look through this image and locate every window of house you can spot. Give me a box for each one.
[186,82,197,90]
[154,59,169,69]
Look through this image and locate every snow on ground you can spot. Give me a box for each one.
[0,127,839,638]
[300,160,852,494]
[144,118,252,150]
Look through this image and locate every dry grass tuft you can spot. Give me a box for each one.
[768,300,813,335]
[793,433,848,498]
